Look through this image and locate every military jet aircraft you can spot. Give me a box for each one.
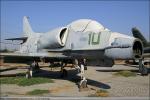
[132,27,150,53]
[131,27,149,75]
[1,16,144,87]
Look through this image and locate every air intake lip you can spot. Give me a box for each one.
[59,28,68,45]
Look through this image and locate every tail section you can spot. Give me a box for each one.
[23,16,34,37]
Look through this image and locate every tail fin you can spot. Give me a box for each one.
[132,27,147,46]
[23,16,34,36]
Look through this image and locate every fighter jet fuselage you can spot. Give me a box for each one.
[4,17,143,66]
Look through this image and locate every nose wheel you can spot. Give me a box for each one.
[79,77,88,89]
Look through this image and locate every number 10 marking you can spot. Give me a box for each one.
[88,33,100,45]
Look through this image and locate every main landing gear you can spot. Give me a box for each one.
[139,58,148,76]
[60,62,69,78]
[26,61,40,78]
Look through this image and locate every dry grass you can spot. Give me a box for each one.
[89,89,109,97]
[114,70,136,77]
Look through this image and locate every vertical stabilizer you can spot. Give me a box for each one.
[132,27,147,46]
[23,16,34,36]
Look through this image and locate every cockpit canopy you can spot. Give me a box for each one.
[68,19,108,33]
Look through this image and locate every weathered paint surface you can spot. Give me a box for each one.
[4,17,143,61]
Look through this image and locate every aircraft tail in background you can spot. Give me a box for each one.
[132,27,149,47]
[132,27,150,53]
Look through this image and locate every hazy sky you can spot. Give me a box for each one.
[0,0,149,50]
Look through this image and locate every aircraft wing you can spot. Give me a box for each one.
[0,52,66,57]
[0,52,70,63]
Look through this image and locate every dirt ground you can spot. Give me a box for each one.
[0,63,149,98]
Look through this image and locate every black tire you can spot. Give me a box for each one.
[139,59,148,76]
[84,66,87,70]
[139,65,143,73]
[141,66,148,75]
[26,72,31,79]
[139,64,148,76]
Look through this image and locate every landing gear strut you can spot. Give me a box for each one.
[26,65,33,79]
[79,77,88,91]
[139,58,148,76]
[26,61,40,78]
[79,65,88,89]
[60,62,68,78]
[75,59,88,89]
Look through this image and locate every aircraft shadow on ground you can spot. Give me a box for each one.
[33,69,111,89]
[96,69,139,72]
[86,79,110,89]
[96,68,150,73]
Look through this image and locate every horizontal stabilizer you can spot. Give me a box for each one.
[5,37,28,41]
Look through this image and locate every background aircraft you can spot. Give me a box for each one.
[0,16,145,87]
[130,27,149,75]
[132,27,150,53]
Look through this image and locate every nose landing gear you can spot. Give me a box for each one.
[74,59,88,91]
